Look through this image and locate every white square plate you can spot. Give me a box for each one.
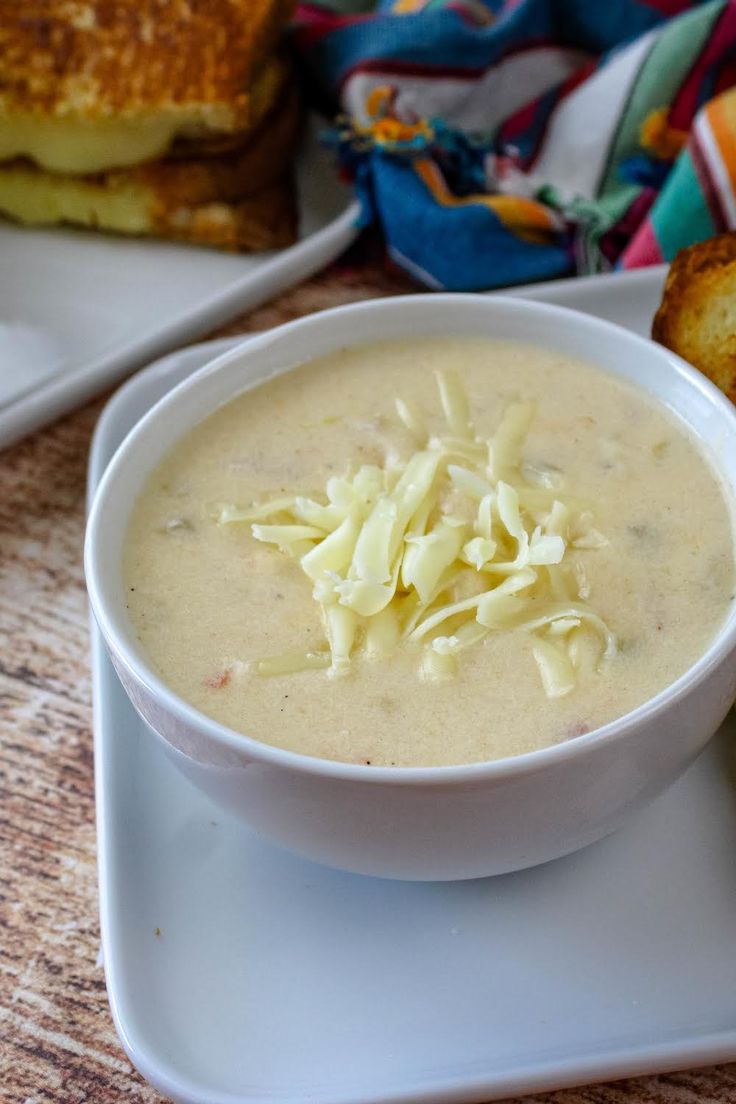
[89,268,736,1104]
[0,123,358,448]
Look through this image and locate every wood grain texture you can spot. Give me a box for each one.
[1,260,735,1103]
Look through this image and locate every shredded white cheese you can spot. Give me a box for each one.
[219,370,617,696]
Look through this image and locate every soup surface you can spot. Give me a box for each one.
[124,337,734,766]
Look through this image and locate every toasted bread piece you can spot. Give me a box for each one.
[0,0,294,172]
[0,170,297,251]
[652,234,736,403]
[0,84,300,250]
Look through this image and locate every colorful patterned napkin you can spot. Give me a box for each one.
[295,0,736,289]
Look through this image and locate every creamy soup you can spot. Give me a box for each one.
[123,338,734,766]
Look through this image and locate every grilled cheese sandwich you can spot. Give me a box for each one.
[0,0,292,170]
[0,83,300,248]
[0,0,301,251]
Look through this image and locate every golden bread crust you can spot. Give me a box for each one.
[652,234,736,404]
[0,0,294,130]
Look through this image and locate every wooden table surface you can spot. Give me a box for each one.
[2,258,736,1103]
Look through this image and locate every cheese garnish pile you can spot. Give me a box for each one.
[219,371,616,698]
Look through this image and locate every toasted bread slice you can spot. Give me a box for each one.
[0,0,294,173]
[0,84,300,250]
[0,171,298,251]
[652,235,736,403]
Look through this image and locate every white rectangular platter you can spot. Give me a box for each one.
[89,267,736,1104]
[0,125,358,448]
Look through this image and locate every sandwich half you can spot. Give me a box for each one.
[0,0,294,173]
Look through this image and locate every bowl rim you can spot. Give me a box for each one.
[85,291,736,786]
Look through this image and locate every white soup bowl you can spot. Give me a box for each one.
[85,295,736,880]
